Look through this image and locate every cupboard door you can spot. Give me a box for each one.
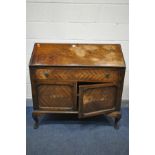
[78,83,117,118]
[37,82,76,111]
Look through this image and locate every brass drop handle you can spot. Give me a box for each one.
[44,71,49,77]
[105,73,110,78]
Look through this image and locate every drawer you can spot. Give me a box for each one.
[35,68,119,82]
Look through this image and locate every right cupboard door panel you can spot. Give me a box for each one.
[78,83,117,118]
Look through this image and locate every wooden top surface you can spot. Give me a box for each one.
[30,43,125,67]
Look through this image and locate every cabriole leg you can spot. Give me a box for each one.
[107,111,121,129]
[114,115,121,129]
[32,112,39,129]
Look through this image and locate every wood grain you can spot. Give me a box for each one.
[30,43,125,67]
[29,43,126,129]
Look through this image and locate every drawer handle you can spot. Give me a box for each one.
[105,73,110,78]
[44,71,49,77]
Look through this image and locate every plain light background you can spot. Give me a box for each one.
[26,0,129,100]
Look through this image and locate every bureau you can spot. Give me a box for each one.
[29,43,126,129]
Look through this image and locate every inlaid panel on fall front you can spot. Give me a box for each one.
[30,44,125,67]
[37,83,76,111]
[79,83,117,118]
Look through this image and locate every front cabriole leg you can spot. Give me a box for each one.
[32,112,39,129]
[107,111,121,129]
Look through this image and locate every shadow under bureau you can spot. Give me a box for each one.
[29,43,126,129]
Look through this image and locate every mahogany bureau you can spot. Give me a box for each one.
[29,43,126,129]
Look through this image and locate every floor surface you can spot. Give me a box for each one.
[26,107,129,155]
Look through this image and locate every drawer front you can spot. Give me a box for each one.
[35,68,119,82]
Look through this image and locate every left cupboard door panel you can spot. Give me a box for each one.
[36,82,77,111]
